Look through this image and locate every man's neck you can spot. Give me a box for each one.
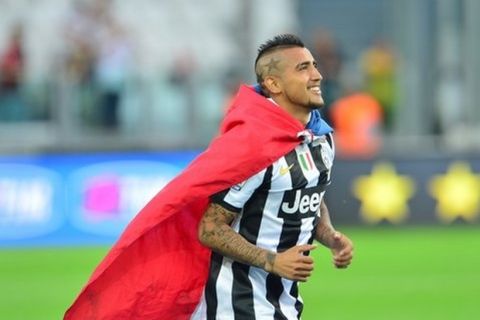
[269,98,311,126]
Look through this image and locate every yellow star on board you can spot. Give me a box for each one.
[353,162,415,224]
[429,162,480,223]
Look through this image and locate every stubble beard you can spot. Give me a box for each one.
[308,98,324,109]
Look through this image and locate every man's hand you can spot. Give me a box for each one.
[266,244,316,282]
[330,231,354,269]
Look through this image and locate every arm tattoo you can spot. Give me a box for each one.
[199,203,275,271]
[315,200,336,248]
[265,251,276,273]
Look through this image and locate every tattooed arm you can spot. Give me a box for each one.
[315,199,354,268]
[315,199,337,247]
[198,203,275,271]
[198,203,316,281]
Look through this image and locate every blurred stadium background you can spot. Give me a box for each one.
[0,0,479,319]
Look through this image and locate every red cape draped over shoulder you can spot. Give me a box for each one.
[64,85,304,320]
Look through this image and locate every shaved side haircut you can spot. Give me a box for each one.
[254,34,305,86]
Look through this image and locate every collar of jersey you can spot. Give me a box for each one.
[253,84,333,136]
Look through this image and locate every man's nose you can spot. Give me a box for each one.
[312,68,322,81]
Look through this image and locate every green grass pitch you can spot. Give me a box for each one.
[1,226,479,320]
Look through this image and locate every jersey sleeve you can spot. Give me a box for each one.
[210,168,267,213]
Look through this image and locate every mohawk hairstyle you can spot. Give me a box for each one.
[254,34,305,85]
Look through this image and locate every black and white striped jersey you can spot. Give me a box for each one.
[192,132,334,320]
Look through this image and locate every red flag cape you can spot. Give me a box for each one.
[64,85,304,320]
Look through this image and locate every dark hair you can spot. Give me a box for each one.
[254,34,305,84]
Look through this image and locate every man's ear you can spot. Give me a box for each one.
[263,76,282,95]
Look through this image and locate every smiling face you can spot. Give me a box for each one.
[256,47,324,119]
[278,47,324,109]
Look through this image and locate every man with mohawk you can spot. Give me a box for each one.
[65,34,353,320]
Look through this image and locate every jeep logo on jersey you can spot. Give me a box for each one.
[279,188,322,219]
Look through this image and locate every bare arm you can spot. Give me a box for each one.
[198,203,275,271]
[198,203,316,281]
[315,199,337,248]
[315,199,354,268]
